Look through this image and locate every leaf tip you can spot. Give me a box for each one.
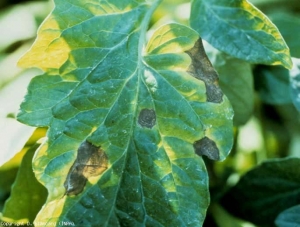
[17,51,32,69]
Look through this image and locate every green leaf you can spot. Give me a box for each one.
[275,205,300,227]
[290,58,300,112]
[220,157,300,226]
[0,164,19,212]
[269,12,300,58]
[17,0,233,225]
[254,65,292,104]
[1,143,47,224]
[205,43,254,125]
[190,0,293,69]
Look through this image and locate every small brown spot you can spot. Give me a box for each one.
[138,108,156,128]
[64,140,108,196]
[185,38,223,103]
[193,136,220,160]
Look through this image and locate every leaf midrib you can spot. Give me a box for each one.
[103,0,163,226]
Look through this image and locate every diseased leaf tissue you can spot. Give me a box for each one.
[15,0,234,225]
[187,38,223,160]
[193,136,220,160]
[138,108,156,129]
[186,39,223,104]
[66,39,222,195]
[64,141,108,196]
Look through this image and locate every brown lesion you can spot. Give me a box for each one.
[193,136,220,160]
[64,140,108,196]
[138,108,156,129]
[185,38,223,103]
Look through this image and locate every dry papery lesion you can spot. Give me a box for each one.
[185,38,223,104]
[184,38,224,160]
[64,140,108,196]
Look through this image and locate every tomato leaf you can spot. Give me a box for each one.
[275,205,300,227]
[190,0,293,69]
[220,158,300,226]
[205,43,254,125]
[1,144,47,224]
[254,65,292,104]
[17,0,233,225]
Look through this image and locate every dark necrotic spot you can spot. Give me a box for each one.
[193,136,220,160]
[64,166,87,196]
[138,108,156,129]
[185,38,223,103]
[64,140,108,196]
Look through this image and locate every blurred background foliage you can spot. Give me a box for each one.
[0,0,50,218]
[0,0,299,226]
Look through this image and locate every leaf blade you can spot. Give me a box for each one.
[190,0,293,69]
[220,157,300,226]
[1,144,47,224]
[17,1,233,226]
[275,205,300,227]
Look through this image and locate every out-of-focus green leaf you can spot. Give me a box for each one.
[220,157,300,226]
[249,0,300,13]
[275,205,300,227]
[151,1,190,27]
[205,43,254,125]
[17,0,234,225]
[254,65,292,104]
[290,58,300,112]
[190,0,293,69]
[269,12,300,58]
[0,169,18,212]
[209,203,255,227]
[1,143,47,224]
[0,148,27,210]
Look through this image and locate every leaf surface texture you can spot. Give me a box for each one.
[17,1,233,226]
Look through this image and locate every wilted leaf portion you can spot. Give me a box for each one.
[190,0,293,69]
[17,0,233,226]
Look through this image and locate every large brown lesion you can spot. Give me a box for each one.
[185,38,223,103]
[64,140,108,196]
[193,136,220,161]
